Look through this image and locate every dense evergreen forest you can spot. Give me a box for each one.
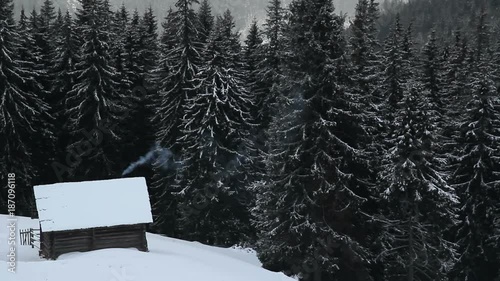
[378,0,500,42]
[1,0,500,280]
[13,0,275,31]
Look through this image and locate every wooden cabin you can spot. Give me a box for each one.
[33,177,153,260]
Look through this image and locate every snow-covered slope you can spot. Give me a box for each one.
[0,215,293,281]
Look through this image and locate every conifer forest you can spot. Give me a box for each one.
[1,0,500,280]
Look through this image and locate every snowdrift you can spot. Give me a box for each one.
[0,215,293,281]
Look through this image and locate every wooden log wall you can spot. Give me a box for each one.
[40,224,149,260]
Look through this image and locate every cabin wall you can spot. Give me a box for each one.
[40,231,53,259]
[41,224,148,260]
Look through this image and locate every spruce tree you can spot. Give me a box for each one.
[442,31,471,140]
[64,0,126,181]
[450,12,500,281]
[53,8,63,38]
[0,0,53,214]
[248,0,287,204]
[159,8,177,53]
[140,6,159,74]
[99,0,113,27]
[245,20,265,126]
[378,82,459,281]
[258,0,285,131]
[381,15,405,113]
[419,29,449,162]
[421,30,444,116]
[125,5,158,159]
[52,10,79,110]
[38,0,56,40]
[110,3,132,99]
[120,9,156,169]
[176,13,255,245]
[17,8,39,76]
[350,0,381,76]
[350,0,382,108]
[26,8,44,88]
[349,1,385,278]
[254,1,374,280]
[243,20,266,180]
[152,0,202,152]
[150,0,203,237]
[124,9,142,86]
[18,6,56,185]
[51,10,79,168]
[111,4,129,70]
[263,0,284,73]
[35,0,56,91]
[196,0,214,45]
[349,0,383,170]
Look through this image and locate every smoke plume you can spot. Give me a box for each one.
[122,144,175,176]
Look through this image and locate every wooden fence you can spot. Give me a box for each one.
[19,228,40,249]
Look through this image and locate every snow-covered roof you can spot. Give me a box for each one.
[34,177,153,232]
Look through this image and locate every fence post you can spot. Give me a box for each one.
[30,228,34,248]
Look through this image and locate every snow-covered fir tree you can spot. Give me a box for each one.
[21,3,57,185]
[348,1,386,277]
[35,0,56,91]
[50,10,79,165]
[120,8,156,171]
[441,31,471,142]
[110,3,132,101]
[381,15,406,116]
[53,8,63,38]
[129,5,159,154]
[258,0,285,131]
[111,4,129,72]
[244,20,265,129]
[196,0,214,45]
[17,8,42,88]
[254,1,374,280]
[51,10,79,112]
[242,20,266,180]
[418,29,449,162]
[123,9,142,86]
[420,30,445,117]
[350,0,382,97]
[151,0,202,154]
[149,0,203,237]
[247,0,287,205]
[379,16,420,165]
[378,81,459,281]
[37,0,56,51]
[175,11,256,245]
[348,0,384,181]
[140,6,159,75]
[159,7,176,54]
[64,0,127,180]
[0,0,53,214]
[449,11,500,281]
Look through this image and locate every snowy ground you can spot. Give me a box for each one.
[0,215,293,281]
